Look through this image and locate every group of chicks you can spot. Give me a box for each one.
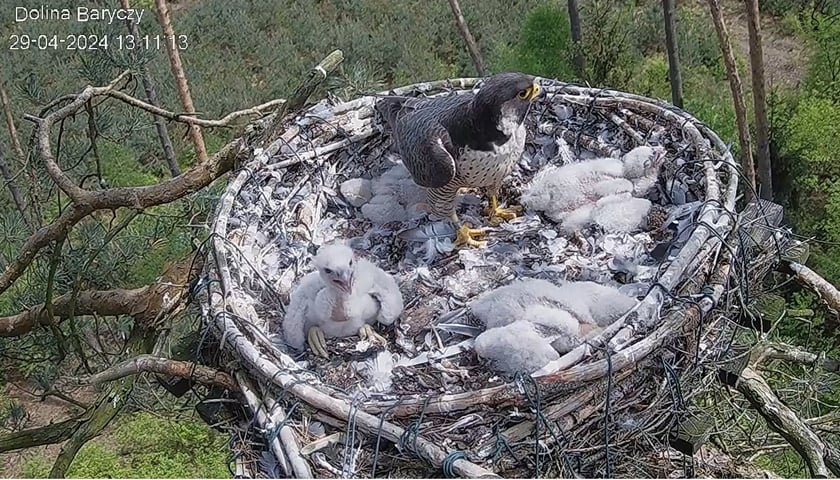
[521,145,666,235]
[281,243,637,375]
[280,72,664,374]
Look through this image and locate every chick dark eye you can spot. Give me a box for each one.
[324,268,333,274]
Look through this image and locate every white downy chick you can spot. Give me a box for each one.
[520,159,632,223]
[620,145,667,196]
[526,304,585,354]
[591,193,652,233]
[470,278,636,329]
[474,320,560,374]
[282,244,404,356]
[521,146,665,229]
[553,280,637,327]
[358,163,427,224]
[469,278,587,328]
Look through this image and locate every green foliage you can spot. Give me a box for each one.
[64,412,230,478]
[802,15,840,102]
[495,3,575,81]
[21,456,51,478]
[99,141,161,188]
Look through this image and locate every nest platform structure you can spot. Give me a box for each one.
[199,77,773,478]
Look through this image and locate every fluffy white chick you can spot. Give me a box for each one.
[590,193,652,233]
[358,163,427,224]
[474,321,560,374]
[470,278,636,329]
[520,160,632,223]
[553,280,637,327]
[520,145,665,228]
[283,244,404,358]
[620,145,667,196]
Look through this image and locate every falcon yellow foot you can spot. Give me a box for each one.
[307,326,329,358]
[486,196,522,226]
[359,324,388,346]
[454,223,487,248]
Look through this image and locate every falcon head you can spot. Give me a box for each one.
[473,72,542,130]
[313,244,355,294]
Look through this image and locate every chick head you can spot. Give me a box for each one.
[313,244,356,294]
[622,145,666,179]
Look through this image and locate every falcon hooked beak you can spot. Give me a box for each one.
[519,82,542,102]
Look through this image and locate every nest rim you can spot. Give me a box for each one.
[202,76,741,477]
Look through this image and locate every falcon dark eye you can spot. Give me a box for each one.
[324,268,333,274]
[517,88,530,100]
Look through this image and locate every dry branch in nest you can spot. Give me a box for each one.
[197,73,778,479]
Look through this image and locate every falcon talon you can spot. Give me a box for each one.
[308,326,330,358]
[454,224,488,248]
[358,324,388,346]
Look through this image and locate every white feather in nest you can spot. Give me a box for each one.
[352,350,399,393]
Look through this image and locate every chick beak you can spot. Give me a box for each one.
[335,270,353,294]
[528,82,542,102]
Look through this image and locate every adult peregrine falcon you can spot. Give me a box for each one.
[375,72,542,247]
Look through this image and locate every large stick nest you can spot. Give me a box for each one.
[201,78,750,478]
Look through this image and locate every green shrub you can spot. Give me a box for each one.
[802,15,840,102]
[494,3,576,81]
[66,412,230,478]
[21,456,51,478]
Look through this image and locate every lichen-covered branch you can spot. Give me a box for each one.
[0,417,85,453]
[736,367,840,477]
[87,354,237,390]
[786,261,840,315]
[0,251,203,336]
[753,343,840,372]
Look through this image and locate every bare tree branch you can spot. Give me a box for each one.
[85,354,236,390]
[754,343,840,372]
[0,251,203,336]
[119,0,180,177]
[785,261,840,316]
[447,0,487,76]
[106,89,285,128]
[736,367,840,477]
[154,0,209,164]
[707,0,756,199]
[744,0,774,200]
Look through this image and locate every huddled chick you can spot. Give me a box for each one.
[340,162,427,224]
[520,146,666,234]
[469,278,636,374]
[283,244,404,358]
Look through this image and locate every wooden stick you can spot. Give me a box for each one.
[236,373,293,478]
[736,367,840,477]
[86,354,237,390]
[786,261,840,315]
